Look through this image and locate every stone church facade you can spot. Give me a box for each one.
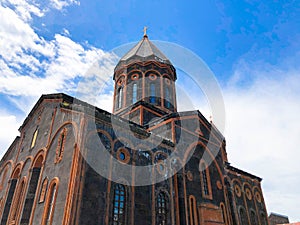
[0,34,269,225]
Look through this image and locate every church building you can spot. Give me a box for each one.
[0,34,269,225]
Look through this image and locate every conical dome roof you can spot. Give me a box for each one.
[115,35,172,71]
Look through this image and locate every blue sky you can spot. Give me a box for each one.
[0,0,300,221]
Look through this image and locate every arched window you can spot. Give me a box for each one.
[239,207,249,225]
[220,203,228,225]
[0,167,8,190]
[39,178,49,203]
[150,83,156,103]
[20,155,43,224]
[0,167,20,225]
[55,128,67,163]
[164,87,170,108]
[260,212,268,225]
[42,179,58,225]
[157,192,168,225]
[9,179,26,224]
[112,184,126,225]
[200,162,212,198]
[189,195,198,225]
[132,83,137,103]
[117,87,123,109]
[250,210,258,225]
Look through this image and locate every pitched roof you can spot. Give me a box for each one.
[115,35,172,70]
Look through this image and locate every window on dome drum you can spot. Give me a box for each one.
[239,207,249,225]
[43,180,58,225]
[200,162,211,198]
[132,83,137,103]
[112,184,126,225]
[117,87,123,109]
[150,83,156,103]
[164,87,170,108]
[31,128,39,148]
[157,192,168,225]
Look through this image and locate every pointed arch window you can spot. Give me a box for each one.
[117,87,123,109]
[200,161,212,199]
[132,83,137,103]
[42,179,59,225]
[112,184,126,225]
[150,83,156,103]
[157,192,168,225]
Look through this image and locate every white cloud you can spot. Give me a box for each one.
[0,112,20,158]
[1,0,44,21]
[0,1,117,112]
[223,61,300,222]
[0,0,117,155]
[49,0,80,10]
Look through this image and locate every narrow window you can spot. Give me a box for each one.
[117,87,123,109]
[250,210,258,225]
[189,196,198,225]
[0,167,8,190]
[9,179,26,224]
[260,212,268,225]
[20,156,43,224]
[220,203,228,225]
[0,179,17,225]
[31,128,39,149]
[43,181,58,225]
[39,178,49,203]
[157,192,168,225]
[202,168,209,195]
[239,207,249,225]
[200,162,211,198]
[164,87,170,108]
[150,83,156,103]
[132,83,137,103]
[55,128,67,163]
[112,184,126,225]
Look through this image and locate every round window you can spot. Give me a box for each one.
[117,148,130,164]
[131,74,139,80]
[119,152,125,160]
[149,74,157,80]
